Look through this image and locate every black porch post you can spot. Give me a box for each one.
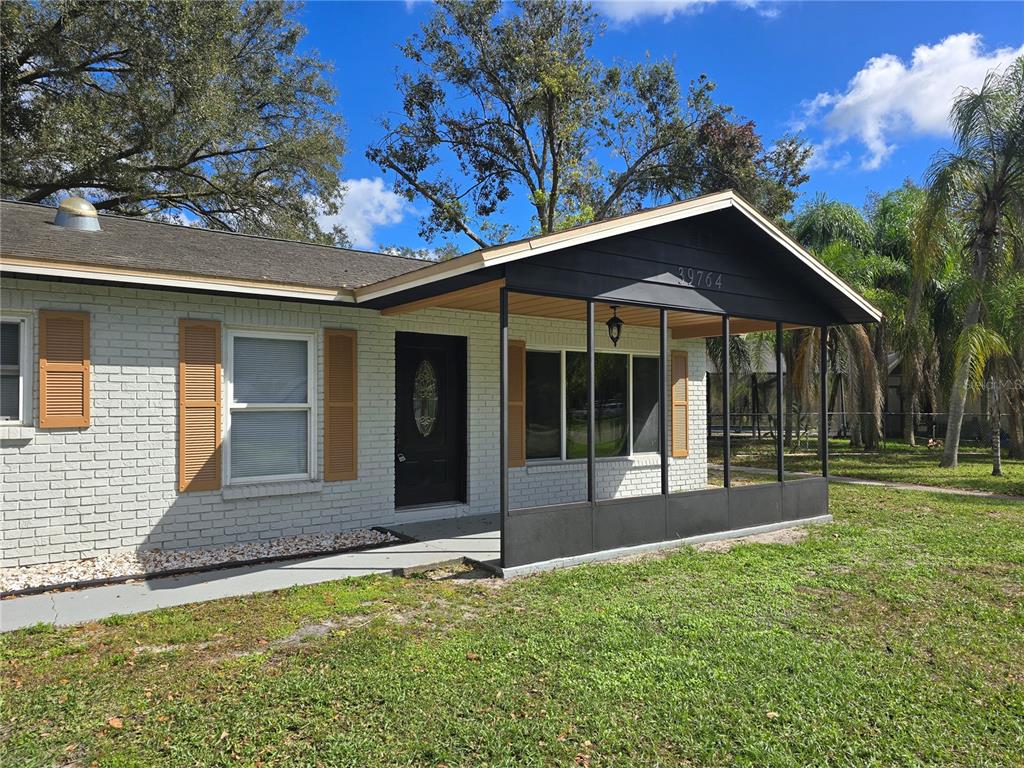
[820,325,829,478]
[659,309,669,496]
[722,315,731,489]
[586,300,596,503]
[776,321,784,483]
[499,286,509,566]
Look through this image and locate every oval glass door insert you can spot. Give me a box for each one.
[413,359,439,437]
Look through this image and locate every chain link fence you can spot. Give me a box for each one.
[707,411,1014,449]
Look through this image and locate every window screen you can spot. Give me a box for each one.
[525,351,560,459]
[0,321,22,421]
[229,333,312,481]
[632,356,660,453]
[230,410,309,479]
[232,337,308,403]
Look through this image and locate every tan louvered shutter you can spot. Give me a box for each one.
[671,350,689,458]
[38,310,90,429]
[324,329,357,481]
[508,340,526,468]
[178,319,221,492]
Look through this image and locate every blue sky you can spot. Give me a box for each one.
[295,0,1024,252]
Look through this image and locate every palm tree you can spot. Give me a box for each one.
[919,58,1024,468]
[869,184,929,445]
[980,260,1024,474]
[791,201,894,450]
[1003,219,1024,459]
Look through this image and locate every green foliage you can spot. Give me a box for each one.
[380,243,463,262]
[1,0,345,243]
[368,0,809,246]
[791,194,874,255]
[953,322,1011,395]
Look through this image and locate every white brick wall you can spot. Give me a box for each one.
[0,278,706,566]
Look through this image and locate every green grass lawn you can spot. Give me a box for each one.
[3,484,1022,767]
[708,438,1024,497]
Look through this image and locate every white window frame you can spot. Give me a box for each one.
[0,314,33,426]
[524,346,661,463]
[224,329,316,485]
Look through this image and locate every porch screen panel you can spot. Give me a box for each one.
[324,329,357,481]
[671,350,689,458]
[507,340,526,468]
[39,310,90,429]
[566,351,628,458]
[178,319,221,491]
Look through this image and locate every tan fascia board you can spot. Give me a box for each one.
[0,256,357,303]
[353,191,737,303]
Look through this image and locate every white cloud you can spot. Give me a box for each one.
[802,33,1024,171]
[597,0,712,22]
[804,139,851,173]
[595,0,777,23]
[318,177,410,250]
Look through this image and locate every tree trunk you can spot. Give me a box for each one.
[941,297,981,468]
[751,373,760,439]
[850,414,862,449]
[901,359,916,446]
[942,239,997,467]
[827,373,840,435]
[989,380,1002,476]
[942,204,997,468]
[865,323,885,451]
[785,375,795,448]
[1008,393,1024,460]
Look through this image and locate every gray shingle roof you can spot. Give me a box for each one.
[0,201,430,290]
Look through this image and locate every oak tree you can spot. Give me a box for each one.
[2,0,345,242]
[368,0,809,247]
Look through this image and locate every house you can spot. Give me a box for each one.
[0,191,880,573]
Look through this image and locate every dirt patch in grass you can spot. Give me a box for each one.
[696,526,809,552]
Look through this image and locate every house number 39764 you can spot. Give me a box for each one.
[678,267,723,290]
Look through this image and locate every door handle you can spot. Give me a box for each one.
[397,453,406,463]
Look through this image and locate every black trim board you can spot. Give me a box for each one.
[503,479,829,568]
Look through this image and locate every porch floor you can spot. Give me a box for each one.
[0,517,501,632]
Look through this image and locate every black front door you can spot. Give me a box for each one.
[395,332,467,508]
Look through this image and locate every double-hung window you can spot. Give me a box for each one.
[227,330,314,483]
[524,349,662,461]
[0,318,30,424]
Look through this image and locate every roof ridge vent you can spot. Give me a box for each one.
[54,197,101,232]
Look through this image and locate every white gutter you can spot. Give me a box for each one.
[0,259,356,304]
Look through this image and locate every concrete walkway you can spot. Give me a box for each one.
[0,515,500,633]
[711,464,1023,502]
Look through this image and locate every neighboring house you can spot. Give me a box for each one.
[0,191,880,572]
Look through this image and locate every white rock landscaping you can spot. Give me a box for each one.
[0,528,399,593]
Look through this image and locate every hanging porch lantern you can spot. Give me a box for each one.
[606,305,624,347]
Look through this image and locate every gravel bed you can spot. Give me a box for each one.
[0,529,399,593]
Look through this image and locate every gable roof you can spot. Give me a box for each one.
[0,200,428,301]
[355,190,882,323]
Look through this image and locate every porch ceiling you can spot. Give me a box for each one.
[380,279,806,339]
